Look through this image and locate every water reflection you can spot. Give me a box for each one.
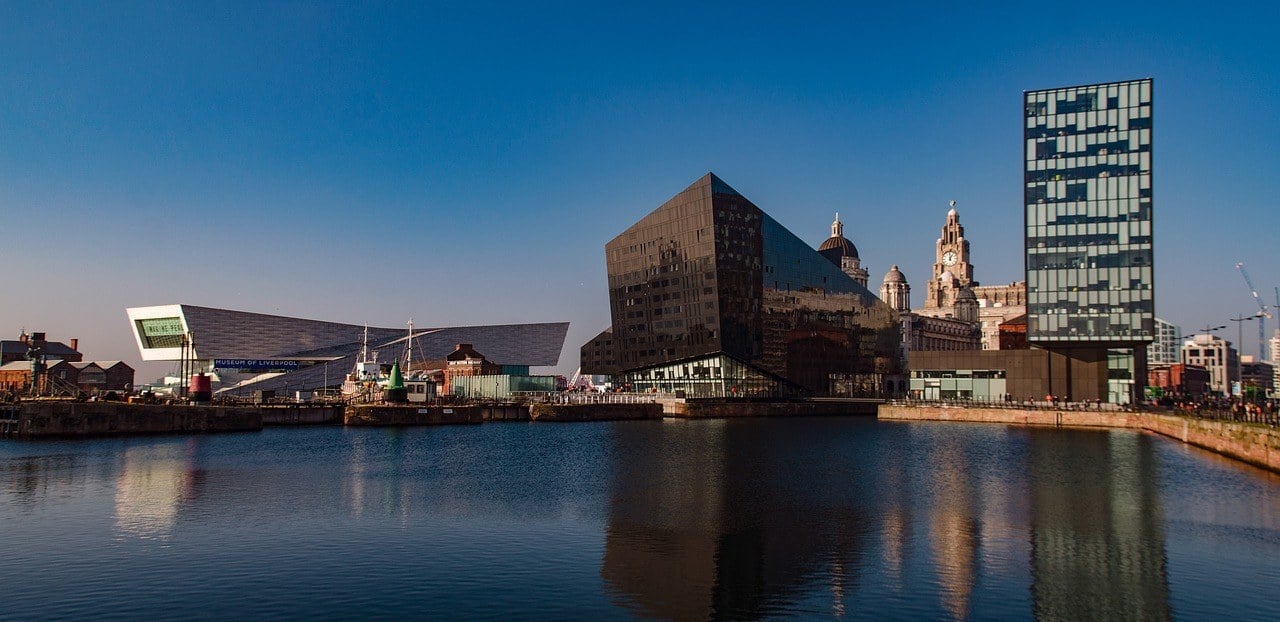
[113,439,204,540]
[1,453,81,504]
[602,419,872,620]
[1028,429,1171,621]
[2,421,1270,620]
[927,459,980,620]
[602,421,1177,620]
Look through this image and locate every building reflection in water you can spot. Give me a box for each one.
[601,419,873,620]
[345,429,415,523]
[1028,429,1171,621]
[1,453,81,504]
[113,439,203,540]
[926,442,981,621]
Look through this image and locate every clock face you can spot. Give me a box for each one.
[942,251,958,266]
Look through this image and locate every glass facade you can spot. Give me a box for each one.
[450,374,558,399]
[1147,318,1181,365]
[620,354,783,397]
[595,173,902,396]
[909,369,1008,401]
[1024,79,1154,344]
[1106,348,1136,404]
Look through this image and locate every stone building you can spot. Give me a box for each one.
[1181,334,1236,397]
[817,213,869,288]
[879,265,910,313]
[923,202,976,309]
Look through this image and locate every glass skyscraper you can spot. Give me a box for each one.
[1024,79,1154,402]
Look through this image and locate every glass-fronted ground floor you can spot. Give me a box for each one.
[909,369,1008,401]
[619,354,786,398]
[617,353,899,398]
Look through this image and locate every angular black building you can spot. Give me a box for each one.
[581,173,902,397]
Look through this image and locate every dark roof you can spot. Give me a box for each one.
[818,235,859,259]
[0,340,80,356]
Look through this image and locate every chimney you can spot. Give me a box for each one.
[69,338,79,352]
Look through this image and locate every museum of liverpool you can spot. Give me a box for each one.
[127,304,568,395]
[580,173,904,398]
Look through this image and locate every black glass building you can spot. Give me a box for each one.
[1024,79,1154,402]
[582,173,902,397]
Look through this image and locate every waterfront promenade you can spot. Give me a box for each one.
[879,400,1280,474]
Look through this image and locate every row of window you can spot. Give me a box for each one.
[1029,204,1151,225]
[1025,164,1147,184]
[1028,249,1150,270]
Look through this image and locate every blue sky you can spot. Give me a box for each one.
[2,1,1278,377]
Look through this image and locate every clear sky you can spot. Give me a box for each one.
[2,1,1278,378]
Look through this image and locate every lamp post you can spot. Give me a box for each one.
[1229,314,1260,399]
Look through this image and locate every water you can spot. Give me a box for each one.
[2,418,1278,620]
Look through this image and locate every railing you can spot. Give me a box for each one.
[888,397,1280,427]
[517,391,675,405]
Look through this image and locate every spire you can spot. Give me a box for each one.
[948,200,958,218]
[831,212,843,238]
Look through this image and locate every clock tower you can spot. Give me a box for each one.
[925,201,976,309]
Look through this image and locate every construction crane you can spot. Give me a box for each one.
[1274,287,1280,361]
[1235,262,1272,359]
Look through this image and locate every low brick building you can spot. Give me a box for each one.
[0,331,82,366]
[1148,363,1210,397]
[443,344,503,395]
[70,361,135,392]
[0,359,134,395]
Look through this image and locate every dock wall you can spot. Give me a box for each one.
[529,403,661,422]
[1,402,262,438]
[669,399,880,418]
[261,406,344,425]
[344,405,484,426]
[878,404,1280,474]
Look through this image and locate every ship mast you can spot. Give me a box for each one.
[405,318,414,369]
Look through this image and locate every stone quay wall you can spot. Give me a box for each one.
[344,405,484,426]
[529,403,662,422]
[878,404,1280,474]
[3,402,262,438]
[668,399,880,418]
[260,406,344,425]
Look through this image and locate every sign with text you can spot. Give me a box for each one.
[137,317,184,337]
[213,359,302,371]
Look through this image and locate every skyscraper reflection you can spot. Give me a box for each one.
[601,419,874,620]
[1029,429,1171,621]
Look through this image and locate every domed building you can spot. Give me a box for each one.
[818,213,869,288]
[880,265,910,313]
[954,286,979,323]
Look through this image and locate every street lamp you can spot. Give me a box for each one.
[1229,313,1263,399]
